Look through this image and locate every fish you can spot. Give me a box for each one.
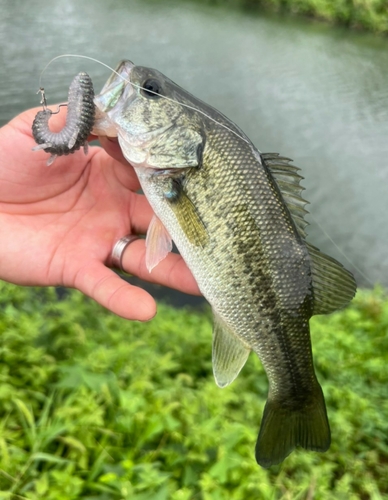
[93,60,357,467]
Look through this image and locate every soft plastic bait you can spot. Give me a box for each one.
[32,72,95,165]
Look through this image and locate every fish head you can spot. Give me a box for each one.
[94,60,205,170]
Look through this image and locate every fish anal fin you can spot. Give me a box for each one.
[307,243,357,315]
[145,214,173,273]
[212,313,251,388]
[256,386,330,468]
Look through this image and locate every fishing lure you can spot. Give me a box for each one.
[32,72,95,166]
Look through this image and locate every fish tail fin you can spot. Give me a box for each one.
[255,385,330,468]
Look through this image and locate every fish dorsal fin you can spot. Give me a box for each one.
[307,243,357,315]
[145,214,173,272]
[212,312,251,388]
[261,153,357,314]
[261,153,309,239]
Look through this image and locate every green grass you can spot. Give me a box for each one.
[1,282,388,499]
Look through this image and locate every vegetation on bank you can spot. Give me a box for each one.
[1,282,388,499]
[193,0,388,34]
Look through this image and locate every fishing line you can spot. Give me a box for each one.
[39,54,371,286]
[39,54,251,145]
[308,212,373,287]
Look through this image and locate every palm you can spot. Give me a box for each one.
[0,109,199,320]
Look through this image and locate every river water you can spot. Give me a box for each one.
[1,0,387,299]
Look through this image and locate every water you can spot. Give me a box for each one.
[1,0,387,298]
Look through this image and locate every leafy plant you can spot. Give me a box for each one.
[0,282,387,498]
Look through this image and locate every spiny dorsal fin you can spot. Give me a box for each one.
[212,312,251,388]
[261,153,309,239]
[307,243,357,315]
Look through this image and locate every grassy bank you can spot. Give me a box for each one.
[194,0,388,34]
[1,282,388,499]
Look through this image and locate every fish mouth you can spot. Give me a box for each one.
[92,60,136,138]
[94,60,135,114]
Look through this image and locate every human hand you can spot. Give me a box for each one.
[0,108,200,321]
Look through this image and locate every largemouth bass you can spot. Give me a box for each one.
[93,61,356,467]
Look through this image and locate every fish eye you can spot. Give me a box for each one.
[141,79,162,98]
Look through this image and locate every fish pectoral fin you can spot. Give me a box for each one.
[255,385,331,468]
[212,313,251,388]
[145,214,173,273]
[169,190,209,248]
[307,243,357,315]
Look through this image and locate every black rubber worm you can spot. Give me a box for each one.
[32,72,96,166]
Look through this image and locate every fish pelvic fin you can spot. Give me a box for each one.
[212,312,251,388]
[255,385,330,468]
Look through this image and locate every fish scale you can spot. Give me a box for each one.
[93,60,356,467]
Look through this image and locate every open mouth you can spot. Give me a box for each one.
[94,60,135,114]
[92,60,135,138]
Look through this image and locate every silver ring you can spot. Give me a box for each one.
[111,234,140,272]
